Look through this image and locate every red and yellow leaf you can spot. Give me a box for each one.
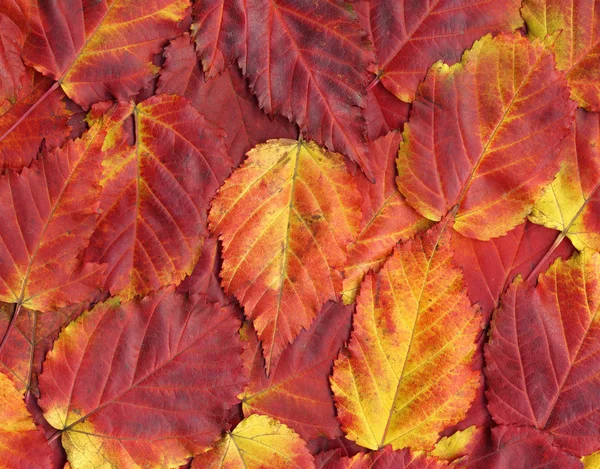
[157,34,298,167]
[191,414,315,469]
[397,33,576,240]
[209,139,360,372]
[22,0,189,108]
[0,371,52,469]
[241,301,353,440]
[331,220,480,451]
[83,95,231,300]
[522,0,600,111]
[364,0,522,102]
[530,109,600,252]
[317,446,449,469]
[485,250,600,456]
[240,0,375,179]
[39,289,246,469]
[342,132,432,304]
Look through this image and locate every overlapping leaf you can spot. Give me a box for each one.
[0,371,51,469]
[210,139,360,372]
[22,0,189,109]
[530,109,600,252]
[397,33,576,240]
[157,34,298,167]
[522,0,600,111]
[362,0,522,102]
[241,301,353,440]
[191,414,315,469]
[317,446,449,469]
[331,220,480,451]
[486,250,600,456]
[342,132,431,304]
[452,221,574,322]
[39,289,246,469]
[83,94,231,300]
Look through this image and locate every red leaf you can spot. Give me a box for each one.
[317,446,450,469]
[364,82,410,141]
[39,289,246,468]
[158,34,298,167]
[22,0,190,108]
[241,301,353,440]
[486,250,600,456]
[452,221,575,323]
[460,426,583,469]
[363,0,522,102]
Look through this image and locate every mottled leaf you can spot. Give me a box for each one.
[486,250,600,456]
[0,371,52,469]
[241,301,353,440]
[317,446,449,469]
[364,0,522,102]
[523,0,600,110]
[39,289,246,469]
[331,220,480,451]
[209,139,360,372]
[397,33,576,240]
[530,109,600,252]
[22,0,189,108]
[83,95,231,300]
[342,132,432,304]
[191,414,315,469]
[157,34,297,167]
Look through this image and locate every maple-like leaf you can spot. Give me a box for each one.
[239,0,375,179]
[0,114,111,313]
[0,371,52,469]
[459,426,583,469]
[485,250,600,456]
[530,109,600,253]
[192,0,245,78]
[157,34,298,167]
[209,139,360,372]
[362,0,522,102]
[331,220,480,451]
[317,446,449,469]
[21,0,190,109]
[0,69,72,170]
[241,301,353,441]
[191,414,315,469]
[397,33,576,240]
[452,221,575,323]
[39,289,246,469]
[342,132,432,304]
[522,0,600,111]
[83,94,231,300]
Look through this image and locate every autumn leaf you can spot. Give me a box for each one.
[363,0,522,102]
[0,371,52,469]
[83,94,231,300]
[209,139,360,372]
[430,426,484,463]
[522,0,600,111]
[21,0,190,109]
[451,221,574,322]
[39,289,246,469]
[191,414,315,469]
[0,69,72,170]
[458,426,583,469]
[342,131,432,304]
[485,250,600,456]
[331,219,480,451]
[363,83,410,141]
[240,301,353,441]
[530,109,600,253]
[317,446,449,469]
[397,33,576,240]
[157,34,298,167]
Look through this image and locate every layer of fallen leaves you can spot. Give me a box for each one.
[0,0,599,468]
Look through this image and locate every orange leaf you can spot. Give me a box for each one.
[210,139,360,373]
[397,33,576,240]
[331,220,480,451]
